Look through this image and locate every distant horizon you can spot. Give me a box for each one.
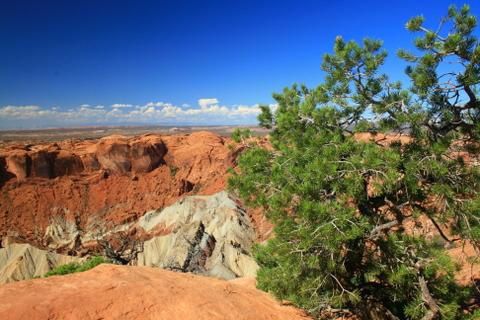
[1,0,478,129]
[0,123,269,143]
[0,123,261,132]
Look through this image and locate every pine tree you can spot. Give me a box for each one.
[229,4,480,320]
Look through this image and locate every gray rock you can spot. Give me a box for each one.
[0,243,83,283]
[137,191,259,279]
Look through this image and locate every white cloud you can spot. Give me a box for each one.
[145,102,167,108]
[198,98,219,109]
[111,103,132,108]
[0,99,277,129]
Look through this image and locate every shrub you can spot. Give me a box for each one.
[231,128,252,143]
[44,256,109,277]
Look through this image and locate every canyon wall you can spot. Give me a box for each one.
[0,132,241,250]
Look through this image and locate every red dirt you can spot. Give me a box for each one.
[0,264,310,320]
[354,132,411,145]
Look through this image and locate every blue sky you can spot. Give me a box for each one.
[0,0,478,129]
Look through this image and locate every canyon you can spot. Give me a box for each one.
[0,131,272,279]
[0,132,236,246]
[0,130,478,319]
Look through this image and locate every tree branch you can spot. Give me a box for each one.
[463,83,478,109]
[369,220,399,240]
[419,275,441,320]
[413,203,461,243]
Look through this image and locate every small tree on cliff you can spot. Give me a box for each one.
[229,4,480,320]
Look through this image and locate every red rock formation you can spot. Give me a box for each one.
[130,135,166,173]
[0,156,14,187]
[0,264,310,320]
[95,135,133,173]
[30,150,55,178]
[5,150,30,180]
[0,132,241,249]
[53,150,84,176]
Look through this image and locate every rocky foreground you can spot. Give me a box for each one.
[0,264,309,320]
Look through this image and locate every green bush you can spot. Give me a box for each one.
[231,128,252,143]
[44,256,109,277]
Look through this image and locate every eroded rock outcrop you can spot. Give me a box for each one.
[0,243,82,284]
[5,150,30,180]
[0,132,269,284]
[95,135,167,174]
[0,157,13,186]
[1,134,168,180]
[130,135,167,173]
[136,192,259,279]
[43,215,81,251]
[0,264,310,320]
[30,150,55,178]
[52,150,84,176]
[94,134,167,174]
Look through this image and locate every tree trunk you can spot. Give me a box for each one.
[418,275,441,320]
[356,297,400,320]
